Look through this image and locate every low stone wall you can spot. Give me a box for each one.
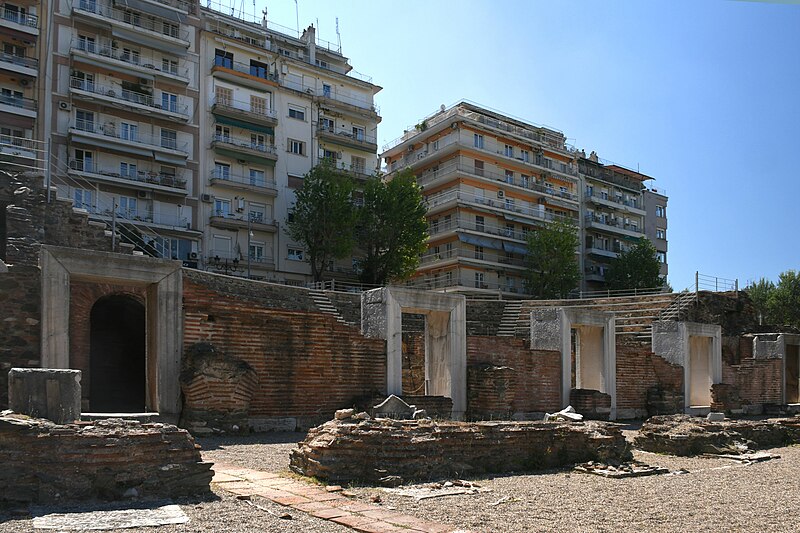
[0,413,213,503]
[290,417,631,484]
[634,414,800,456]
[570,389,611,420]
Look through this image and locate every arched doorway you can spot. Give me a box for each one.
[89,295,146,412]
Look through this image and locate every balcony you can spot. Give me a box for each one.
[425,188,576,227]
[429,216,529,243]
[0,134,38,168]
[279,76,379,118]
[586,246,619,259]
[209,211,277,233]
[69,77,190,122]
[210,57,280,90]
[0,6,38,35]
[83,202,194,233]
[67,160,188,196]
[317,124,378,153]
[585,191,646,215]
[207,249,275,272]
[211,96,278,128]
[584,214,644,238]
[69,119,189,160]
[210,134,277,164]
[0,93,36,119]
[70,41,190,85]
[208,169,277,196]
[72,0,190,49]
[0,51,37,77]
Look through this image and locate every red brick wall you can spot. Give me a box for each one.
[615,342,683,412]
[69,281,146,408]
[402,333,426,395]
[467,336,561,415]
[721,336,783,405]
[182,278,386,419]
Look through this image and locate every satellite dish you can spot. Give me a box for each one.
[440,104,445,112]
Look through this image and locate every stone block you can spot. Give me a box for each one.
[8,368,81,424]
[706,412,725,422]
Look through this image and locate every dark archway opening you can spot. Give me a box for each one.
[89,295,146,412]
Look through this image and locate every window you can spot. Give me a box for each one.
[73,149,93,172]
[288,138,305,155]
[122,10,141,26]
[430,218,439,233]
[322,83,331,97]
[160,165,177,183]
[121,47,140,64]
[473,134,484,149]
[162,21,179,39]
[214,198,231,217]
[118,196,138,218]
[72,71,94,91]
[474,246,484,260]
[657,251,666,263]
[0,126,23,145]
[215,86,232,106]
[78,35,96,53]
[161,92,177,112]
[322,149,337,162]
[656,205,666,218]
[505,197,515,211]
[475,215,485,232]
[352,125,365,141]
[249,60,268,79]
[504,144,513,157]
[251,95,267,115]
[474,160,484,177]
[120,122,138,141]
[288,247,304,261]
[212,235,232,257]
[521,174,529,188]
[474,271,485,288]
[214,49,233,69]
[250,168,267,187]
[432,139,439,151]
[248,203,266,224]
[160,128,177,149]
[320,117,334,132]
[288,105,305,121]
[351,156,366,174]
[505,170,514,184]
[250,133,266,150]
[73,188,93,210]
[120,161,137,178]
[162,58,178,75]
[656,228,666,240]
[215,125,231,142]
[505,224,515,237]
[249,242,265,262]
[521,150,530,163]
[214,162,230,180]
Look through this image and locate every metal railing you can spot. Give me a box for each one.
[211,57,280,83]
[0,51,38,69]
[210,134,277,155]
[68,159,187,190]
[209,168,277,190]
[69,76,190,117]
[70,40,190,80]
[584,214,643,235]
[210,210,276,227]
[317,124,377,146]
[419,246,526,268]
[0,93,36,111]
[71,118,189,153]
[696,272,738,293]
[211,95,277,120]
[83,199,191,229]
[585,190,643,210]
[280,76,379,113]
[425,188,576,225]
[74,0,190,42]
[0,6,38,28]
[0,135,46,171]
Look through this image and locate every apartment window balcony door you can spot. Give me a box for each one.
[249,168,265,187]
[214,162,230,180]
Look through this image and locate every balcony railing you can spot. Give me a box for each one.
[74,0,190,43]
[584,214,643,235]
[585,190,643,211]
[425,188,576,226]
[211,95,277,121]
[317,124,377,147]
[0,6,38,28]
[209,169,277,191]
[0,93,36,111]
[211,57,280,83]
[83,201,191,230]
[400,273,527,294]
[279,76,379,114]
[70,77,190,117]
[0,134,37,151]
[0,51,37,70]
[71,40,190,81]
[428,217,529,242]
[68,160,187,189]
[210,210,276,228]
[211,134,277,156]
[71,118,189,154]
[419,245,527,268]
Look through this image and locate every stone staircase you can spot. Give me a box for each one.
[497,301,523,337]
[308,288,349,325]
[657,290,697,322]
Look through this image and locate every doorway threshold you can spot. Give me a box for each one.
[81,412,161,423]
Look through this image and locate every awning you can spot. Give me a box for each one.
[458,233,502,251]
[214,116,274,136]
[118,0,186,23]
[502,212,534,224]
[112,28,187,56]
[153,151,187,165]
[502,241,528,255]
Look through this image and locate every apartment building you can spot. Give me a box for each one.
[199,8,381,283]
[0,0,40,170]
[381,102,581,296]
[381,102,670,297]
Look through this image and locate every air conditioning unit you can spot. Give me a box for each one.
[139,78,152,86]
[136,190,151,199]
[200,193,213,203]
[497,190,505,198]
[236,197,245,212]
[189,251,199,260]
[59,101,71,111]
[19,79,30,87]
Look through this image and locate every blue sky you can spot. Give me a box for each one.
[226,0,800,290]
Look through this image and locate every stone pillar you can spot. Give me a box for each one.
[8,368,82,424]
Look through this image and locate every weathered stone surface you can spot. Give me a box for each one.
[0,413,212,503]
[634,414,800,456]
[372,395,415,419]
[8,368,82,424]
[289,418,631,483]
[570,389,612,421]
[646,386,684,417]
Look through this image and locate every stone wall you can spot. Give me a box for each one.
[182,273,387,430]
[0,413,212,503]
[721,335,783,406]
[615,341,683,418]
[289,417,631,484]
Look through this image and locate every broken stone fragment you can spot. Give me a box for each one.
[706,412,725,422]
[353,411,370,420]
[334,409,356,420]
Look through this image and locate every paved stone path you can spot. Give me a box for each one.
[212,463,469,533]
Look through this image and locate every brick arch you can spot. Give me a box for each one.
[69,281,147,411]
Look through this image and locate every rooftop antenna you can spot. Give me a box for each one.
[294,0,299,37]
[336,17,341,51]
[261,6,268,29]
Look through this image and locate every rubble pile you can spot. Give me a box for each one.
[290,413,631,484]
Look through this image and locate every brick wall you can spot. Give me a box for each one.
[182,276,386,425]
[615,341,683,415]
[401,333,425,396]
[721,336,783,405]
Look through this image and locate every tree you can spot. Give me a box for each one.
[745,277,776,325]
[285,162,356,283]
[769,270,800,328]
[357,169,428,285]
[523,220,580,299]
[605,238,663,291]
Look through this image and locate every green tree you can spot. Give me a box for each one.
[606,238,663,291]
[745,277,776,325]
[769,270,800,328]
[285,162,356,283]
[523,219,581,299]
[357,169,428,285]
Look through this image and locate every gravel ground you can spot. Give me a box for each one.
[3,429,800,532]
